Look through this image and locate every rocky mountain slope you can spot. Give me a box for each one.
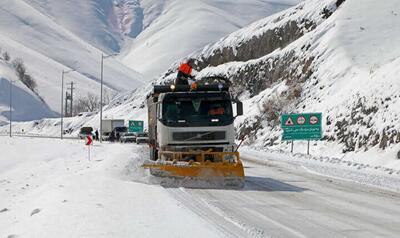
[170,0,399,160]
[122,0,400,162]
[120,0,302,79]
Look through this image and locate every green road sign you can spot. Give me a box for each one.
[281,113,322,141]
[128,120,144,133]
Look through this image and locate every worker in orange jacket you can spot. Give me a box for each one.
[175,59,196,85]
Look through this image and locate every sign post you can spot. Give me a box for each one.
[85,136,93,161]
[128,120,144,133]
[291,140,294,153]
[281,113,322,154]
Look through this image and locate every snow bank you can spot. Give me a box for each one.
[0,137,222,238]
[241,147,400,192]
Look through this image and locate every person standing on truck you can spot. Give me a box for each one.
[175,59,196,85]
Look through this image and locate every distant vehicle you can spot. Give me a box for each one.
[119,132,137,143]
[63,128,73,135]
[79,127,93,139]
[136,132,149,144]
[110,126,127,142]
[102,132,111,141]
[101,119,124,141]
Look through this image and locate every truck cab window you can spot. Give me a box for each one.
[162,97,233,127]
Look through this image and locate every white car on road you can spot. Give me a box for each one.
[135,132,149,144]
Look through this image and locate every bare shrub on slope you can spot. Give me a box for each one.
[12,58,37,92]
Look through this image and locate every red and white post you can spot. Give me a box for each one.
[85,136,93,161]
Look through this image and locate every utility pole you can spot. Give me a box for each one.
[65,91,69,117]
[100,54,104,143]
[61,71,64,139]
[67,82,75,117]
[9,80,14,137]
[99,53,118,143]
[71,82,74,116]
[61,69,76,139]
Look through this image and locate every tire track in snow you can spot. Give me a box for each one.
[167,187,267,238]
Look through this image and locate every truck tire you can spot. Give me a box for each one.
[150,147,158,161]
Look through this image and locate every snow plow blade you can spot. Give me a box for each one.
[142,151,245,189]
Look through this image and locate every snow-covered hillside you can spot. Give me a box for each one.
[23,0,302,80]
[121,0,302,79]
[0,0,301,122]
[0,63,55,122]
[0,1,144,122]
[162,0,399,162]
[24,0,124,53]
[98,0,400,166]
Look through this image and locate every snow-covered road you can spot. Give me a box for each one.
[170,156,400,237]
[1,137,400,237]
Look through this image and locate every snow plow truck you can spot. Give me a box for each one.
[142,82,245,188]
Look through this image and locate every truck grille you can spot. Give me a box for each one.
[172,131,226,141]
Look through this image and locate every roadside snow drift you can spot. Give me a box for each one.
[0,137,222,238]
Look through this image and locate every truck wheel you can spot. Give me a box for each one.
[150,147,158,161]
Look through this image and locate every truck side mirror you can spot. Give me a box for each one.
[236,101,243,116]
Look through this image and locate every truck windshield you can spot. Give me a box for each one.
[162,98,233,127]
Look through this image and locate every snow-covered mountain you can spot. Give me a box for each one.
[0,0,300,122]
[2,0,399,167]
[164,0,399,162]
[22,0,125,53]
[0,1,144,122]
[23,0,302,79]
[120,0,303,79]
